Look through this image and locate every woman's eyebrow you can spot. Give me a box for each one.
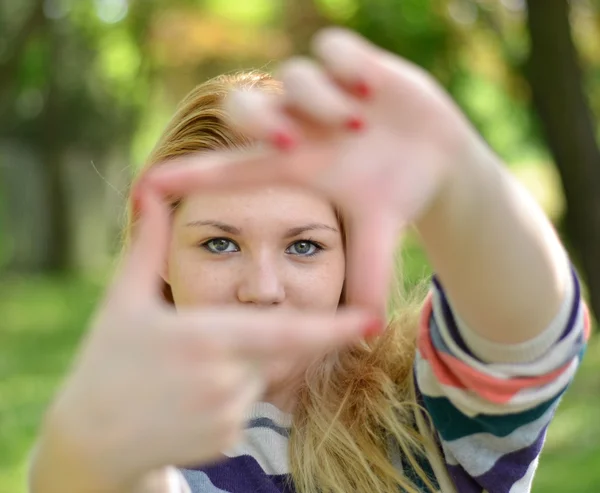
[284,224,339,238]
[185,220,241,235]
[185,220,338,237]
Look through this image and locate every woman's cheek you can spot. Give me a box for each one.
[289,262,345,309]
[169,251,236,307]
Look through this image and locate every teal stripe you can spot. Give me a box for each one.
[422,388,567,441]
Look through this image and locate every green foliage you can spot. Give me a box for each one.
[452,70,549,164]
[205,0,276,25]
[0,276,102,492]
[351,0,452,73]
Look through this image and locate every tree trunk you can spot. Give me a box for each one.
[281,0,329,54]
[525,0,600,322]
[38,21,73,272]
[0,142,49,272]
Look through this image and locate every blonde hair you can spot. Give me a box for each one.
[128,71,447,493]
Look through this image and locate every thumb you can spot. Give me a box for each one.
[109,181,171,306]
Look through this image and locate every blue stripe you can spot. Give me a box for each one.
[431,275,479,359]
[421,388,566,441]
[473,424,548,493]
[247,417,290,438]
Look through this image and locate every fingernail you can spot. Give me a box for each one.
[363,317,384,339]
[346,116,365,132]
[272,131,296,151]
[354,81,372,99]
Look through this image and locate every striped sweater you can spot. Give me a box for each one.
[168,266,590,493]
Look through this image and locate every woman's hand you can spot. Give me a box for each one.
[145,27,568,343]
[31,185,376,493]
[145,28,488,314]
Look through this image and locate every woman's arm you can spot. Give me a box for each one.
[416,140,571,348]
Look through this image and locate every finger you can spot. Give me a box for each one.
[311,28,386,99]
[277,57,364,130]
[111,183,171,304]
[345,208,401,314]
[237,309,380,357]
[144,147,335,200]
[223,89,300,150]
[174,308,379,359]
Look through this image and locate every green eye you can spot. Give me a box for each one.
[202,238,239,254]
[286,240,322,257]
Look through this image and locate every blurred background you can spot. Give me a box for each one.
[1,0,600,491]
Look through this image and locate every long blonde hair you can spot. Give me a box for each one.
[129,71,446,493]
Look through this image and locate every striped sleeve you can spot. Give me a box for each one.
[415,266,591,493]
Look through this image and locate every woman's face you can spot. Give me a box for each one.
[166,186,346,312]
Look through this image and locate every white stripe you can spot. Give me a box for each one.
[489,305,584,377]
[506,358,580,406]
[441,404,555,477]
[440,441,459,466]
[223,424,290,475]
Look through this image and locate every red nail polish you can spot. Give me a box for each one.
[272,131,296,151]
[354,81,372,99]
[346,117,365,132]
[363,317,384,339]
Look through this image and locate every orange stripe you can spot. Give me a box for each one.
[418,294,467,390]
[438,352,573,404]
[418,292,580,404]
[583,302,592,341]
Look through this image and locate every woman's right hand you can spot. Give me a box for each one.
[30,184,376,493]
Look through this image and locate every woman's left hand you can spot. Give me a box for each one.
[145,28,492,314]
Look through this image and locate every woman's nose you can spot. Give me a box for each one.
[236,255,285,306]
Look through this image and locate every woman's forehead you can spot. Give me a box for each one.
[176,186,339,226]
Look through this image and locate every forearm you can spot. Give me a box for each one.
[416,141,571,345]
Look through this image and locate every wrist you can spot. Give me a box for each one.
[29,406,136,493]
[415,136,499,238]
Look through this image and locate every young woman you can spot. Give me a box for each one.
[29,28,589,493]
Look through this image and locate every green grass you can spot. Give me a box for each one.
[0,276,102,493]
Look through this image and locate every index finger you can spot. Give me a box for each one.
[176,308,381,359]
[143,146,335,200]
[109,183,171,305]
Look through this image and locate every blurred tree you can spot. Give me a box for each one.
[0,0,164,272]
[525,0,600,321]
